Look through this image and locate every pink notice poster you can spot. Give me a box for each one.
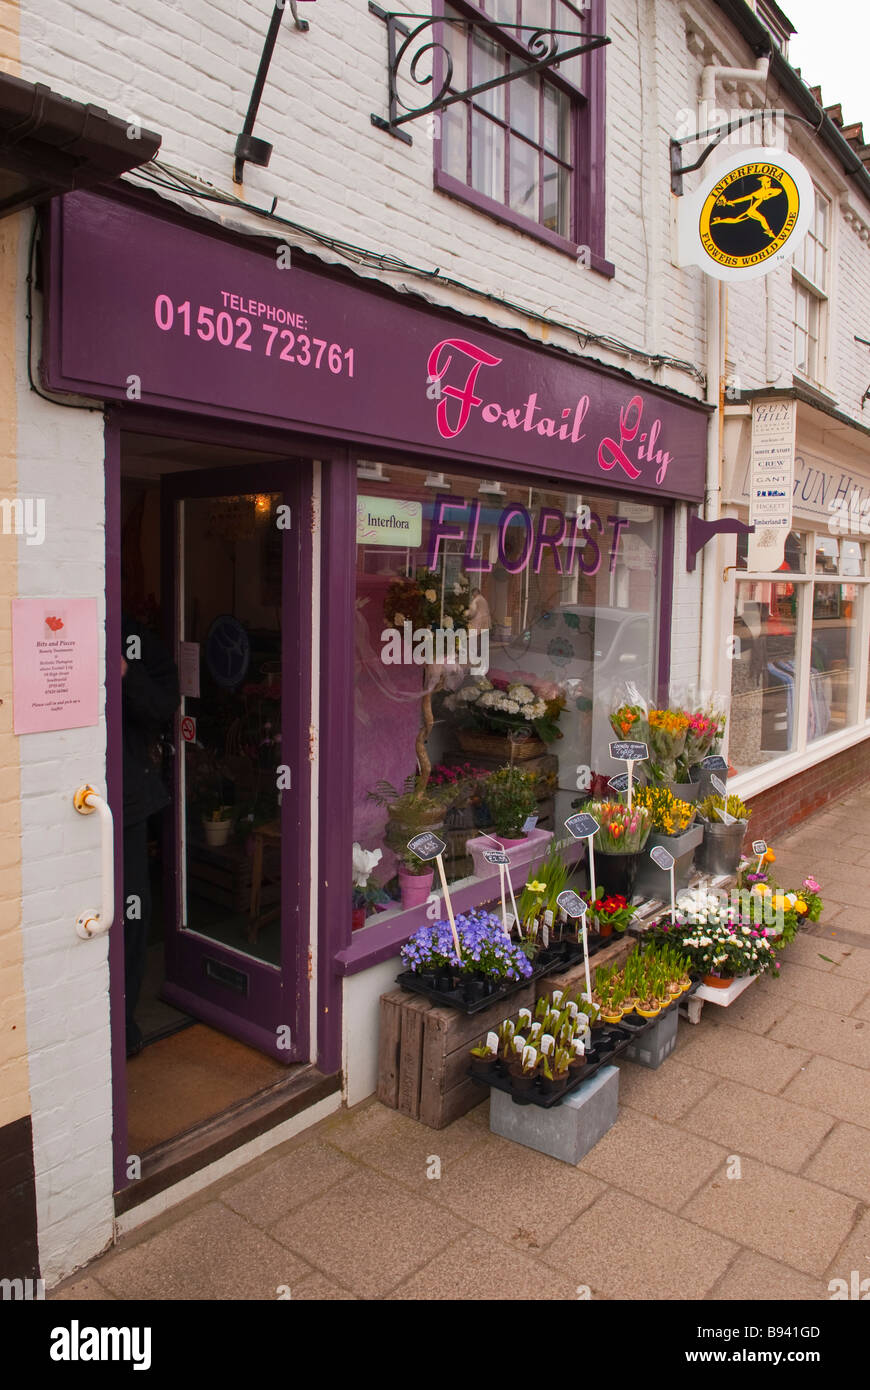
[12,598,100,734]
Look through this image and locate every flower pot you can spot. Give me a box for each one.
[510,1071,536,1096]
[636,1003,662,1017]
[467,827,553,879]
[633,825,704,898]
[696,819,747,877]
[352,906,366,931]
[662,779,701,804]
[600,1008,624,1024]
[539,1072,568,1097]
[597,920,614,938]
[469,1053,498,1078]
[398,864,435,909]
[702,972,735,989]
[595,850,640,899]
[458,729,545,760]
[203,817,232,848]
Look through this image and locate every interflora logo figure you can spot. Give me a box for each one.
[710,173,784,241]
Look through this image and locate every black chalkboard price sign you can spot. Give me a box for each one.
[608,773,630,793]
[564,812,599,840]
[407,832,447,862]
[609,740,649,762]
[483,849,511,865]
[556,890,587,919]
[701,754,728,771]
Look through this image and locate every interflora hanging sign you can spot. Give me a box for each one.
[676,146,814,282]
[46,193,708,502]
[746,398,797,572]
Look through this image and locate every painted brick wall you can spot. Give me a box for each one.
[13,0,713,403]
[743,736,870,849]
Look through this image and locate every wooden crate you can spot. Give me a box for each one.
[377,933,635,1129]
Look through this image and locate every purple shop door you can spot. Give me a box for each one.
[160,463,310,1062]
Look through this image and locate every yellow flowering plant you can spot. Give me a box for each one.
[633,785,695,835]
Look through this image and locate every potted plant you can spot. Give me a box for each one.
[632,785,703,896]
[351,843,390,930]
[540,1045,571,1097]
[202,803,234,848]
[482,765,538,843]
[399,910,534,1004]
[368,775,450,908]
[696,792,751,876]
[448,676,565,760]
[584,799,652,898]
[469,1030,499,1078]
[584,889,636,938]
[650,886,779,986]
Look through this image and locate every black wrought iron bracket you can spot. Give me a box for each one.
[234,0,311,184]
[369,5,609,146]
[670,108,824,196]
[687,511,754,573]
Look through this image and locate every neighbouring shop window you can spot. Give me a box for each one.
[352,463,662,910]
[792,188,830,385]
[436,0,603,254]
[729,527,870,773]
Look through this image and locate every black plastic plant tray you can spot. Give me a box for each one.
[470,1021,640,1108]
[396,940,595,1014]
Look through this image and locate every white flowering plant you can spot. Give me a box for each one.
[651,887,779,979]
[446,676,565,743]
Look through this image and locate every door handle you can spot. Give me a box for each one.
[73,785,115,940]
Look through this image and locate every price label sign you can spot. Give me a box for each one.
[556,890,586,920]
[711,774,728,798]
[752,840,767,856]
[483,849,511,865]
[407,832,447,862]
[522,814,539,833]
[701,754,728,771]
[607,773,630,793]
[564,812,599,840]
[609,740,649,762]
[650,845,675,871]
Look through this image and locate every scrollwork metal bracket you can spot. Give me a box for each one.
[369,5,609,146]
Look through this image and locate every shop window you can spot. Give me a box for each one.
[792,188,830,385]
[435,0,606,259]
[729,527,870,773]
[352,464,662,911]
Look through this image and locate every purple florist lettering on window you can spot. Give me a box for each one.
[425,498,628,577]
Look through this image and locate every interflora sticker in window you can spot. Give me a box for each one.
[352,463,662,907]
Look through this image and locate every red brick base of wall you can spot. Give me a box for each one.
[738,738,870,852]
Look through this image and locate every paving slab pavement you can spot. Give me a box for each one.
[50,797,870,1302]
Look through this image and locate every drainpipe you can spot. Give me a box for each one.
[697,57,768,699]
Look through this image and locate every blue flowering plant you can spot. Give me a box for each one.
[400,909,534,985]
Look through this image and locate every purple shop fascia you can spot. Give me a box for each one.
[40,188,710,1088]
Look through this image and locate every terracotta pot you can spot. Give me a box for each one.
[351,906,366,931]
[598,921,614,938]
[703,972,735,989]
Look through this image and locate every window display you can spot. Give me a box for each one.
[352,462,663,918]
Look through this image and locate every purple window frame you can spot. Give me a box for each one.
[339,451,673,976]
[432,0,614,276]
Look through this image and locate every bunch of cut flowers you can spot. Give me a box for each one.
[610,700,648,742]
[647,707,689,781]
[450,677,565,743]
[586,799,652,853]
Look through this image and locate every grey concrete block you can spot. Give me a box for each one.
[489,1065,619,1165]
[624,1005,678,1070]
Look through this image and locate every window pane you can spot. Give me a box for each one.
[815,534,839,575]
[521,0,552,35]
[441,101,468,182]
[353,467,662,900]
[737,528,805,573]
[542,155,569,233]
[729,579,800,771]
[472,32,506,119]
[809,583,856,740]
[841,540,863,577]
[443,6,468,91]
[509,137,538,220]
[509,69,539,142]
[472,110,505,200]
[543,81,569,158]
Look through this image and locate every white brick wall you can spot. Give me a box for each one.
[12,222,114,1285]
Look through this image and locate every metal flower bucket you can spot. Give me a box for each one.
[696,819,747,877]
